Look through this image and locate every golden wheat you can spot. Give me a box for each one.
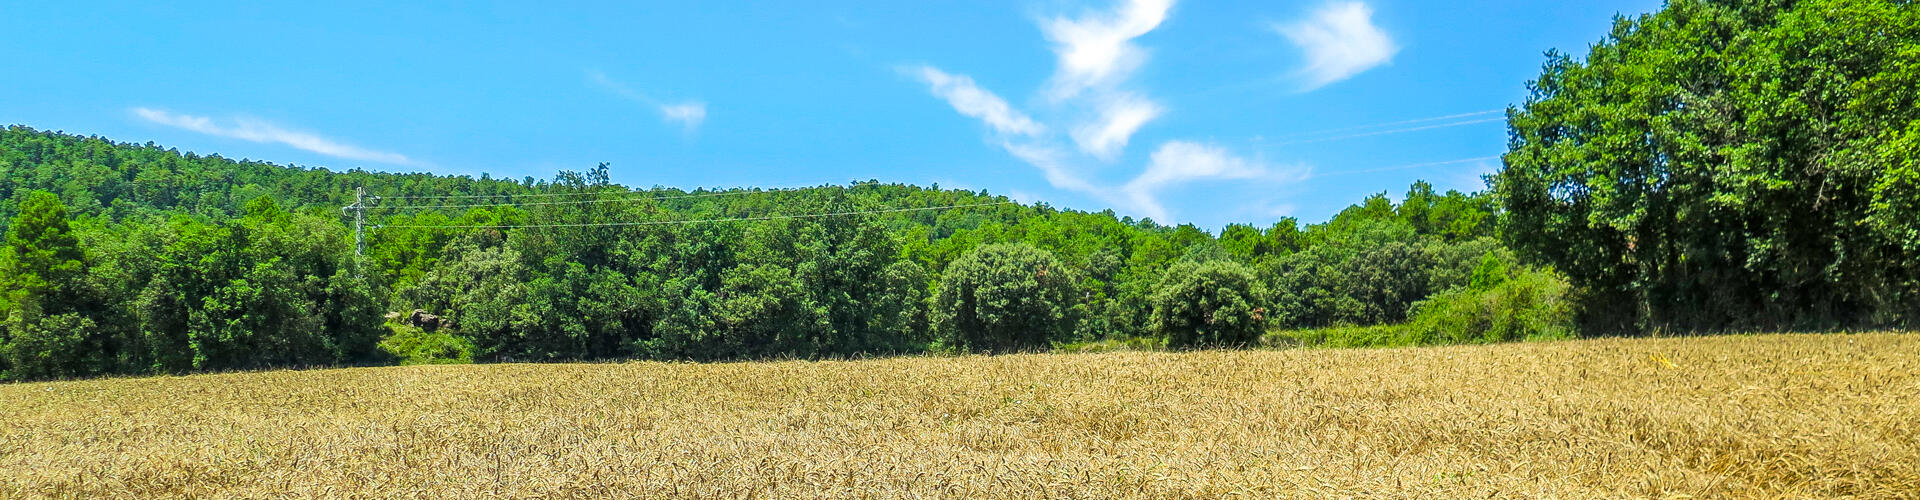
[2,333,1916,498]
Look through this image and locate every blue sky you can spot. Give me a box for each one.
[0,0,1661,229]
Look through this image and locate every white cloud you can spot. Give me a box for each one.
[1001,141,1102,195]
[660,102,707,131]
[907,0,1309,223]
[1070,92,1162,160]
[1277,2,1397,91]
[1123,141,1296,221]
[587,69,709,132]
[1040,0,1175,101]
[131,107,415,165]
[910,65,1045,136]
[1039,0,1174,160]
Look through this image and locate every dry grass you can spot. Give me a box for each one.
[2,333,1917,498]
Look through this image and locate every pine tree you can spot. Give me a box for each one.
[0,191,92,379]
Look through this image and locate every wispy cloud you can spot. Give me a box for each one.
[908,65,1046,136]
[903,64,1110,199]
[131,107,415,165]
[659,103,708,130]
[1122,141,1304,221]
[587,69,708,132]
[1040,0,1174,101]
[1041,0,1175,160]
[1277,2,1397,91]
[1070,92,1162,160]
[907,0,1317,223]
[1001,141,1105,195]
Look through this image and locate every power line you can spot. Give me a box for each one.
[1313,156,1502,177]
[1277,109,1504,141]
[371,186,825,210]
[1272,117,1507,147]
[376,201,1015,230]
[380,190,622,200]
[377,183,836,201]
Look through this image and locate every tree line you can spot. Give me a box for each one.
[0,128,1526,380]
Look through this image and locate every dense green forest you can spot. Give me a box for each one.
[2,0,1915,381]
[0,125,1519,380]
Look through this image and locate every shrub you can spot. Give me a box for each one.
[933,243,1076,353]
[1151,260,1269,348]
[1054,336,1165,353]
[378,323,475,365]
[1268,324,1407,348]
[1402,266,1574,344]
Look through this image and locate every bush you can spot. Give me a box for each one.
[0,312,96,380]
[933,243,1076,353]
[1267,324,1407,348]
[1151,260,1269,348]
[1262,219,1436,328]
[1054,336,1165,353]
[1402,266,1574,344]
[378,323,475,365]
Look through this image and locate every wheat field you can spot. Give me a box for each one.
[2,333,1916,498]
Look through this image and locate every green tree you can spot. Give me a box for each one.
[710,263,828,357]
[1151,260,1268,348]
[933,243,1076,353]
[0,191,105,380]
[1496,0,1920,332]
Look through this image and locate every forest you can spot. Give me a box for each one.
[1,0,1915,381]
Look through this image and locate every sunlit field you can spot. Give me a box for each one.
[3,333,1916,498]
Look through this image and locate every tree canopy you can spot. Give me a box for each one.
[934,243,1077,353]
[0,123,1527,380]
[1496,0,1920,332]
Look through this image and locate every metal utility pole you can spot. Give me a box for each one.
[343,187,367,257]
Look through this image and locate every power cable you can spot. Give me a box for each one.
[372,200,1021,230]
[1312,156,1502,177]
[380,190,625,200]
[1271,117,1507,147]
[1276,109,1503,141]
[371,186,824,210]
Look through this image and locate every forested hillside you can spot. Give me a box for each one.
[0,126,1519,380]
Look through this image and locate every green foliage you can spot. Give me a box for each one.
[934,243,1077,353]
[0,191,113,380]
[1274,264,1574,349]
[1401,267,1576,345]
[1264,219,1437,328]
[0,111,1557,378]
[1151,260,1268,348]
[1269,324,1407,349]
[1468,252,1512,291]
[1055,335,1165,353]
[1496,0,1920,332]
[2,191,85,293]
[378,323,475,365]
[1,313,97,380]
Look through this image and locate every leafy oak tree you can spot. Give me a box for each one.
[933,243,1077,353]
[1151,260,1269,348]
[1497,0,1920,332]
